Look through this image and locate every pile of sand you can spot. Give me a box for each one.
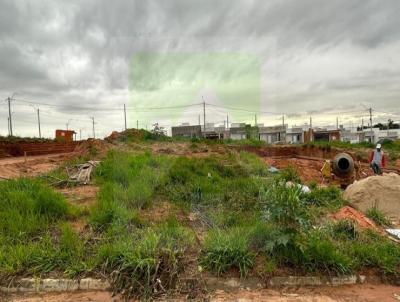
[344,173,400,221]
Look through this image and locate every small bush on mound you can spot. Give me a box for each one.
[366,207,391,227]
[201,228,255,277]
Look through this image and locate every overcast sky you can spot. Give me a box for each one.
[1,0,400,138]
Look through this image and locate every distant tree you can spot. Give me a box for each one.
[373,122,385,130]
[388,119,399,129]
[151,123,166,135]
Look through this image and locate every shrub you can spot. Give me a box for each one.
[261,184,310,232]
[201,228,255,277]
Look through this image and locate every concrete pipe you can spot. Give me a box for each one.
[332,153,355,178]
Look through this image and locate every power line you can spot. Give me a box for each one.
[12,98,202,112]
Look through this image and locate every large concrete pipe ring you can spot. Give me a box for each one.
[332,153,355,178]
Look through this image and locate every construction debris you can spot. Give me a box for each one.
[344,173,400,222]
[386,229,400,240]
[45,160,100,187]
[67,161,100,184]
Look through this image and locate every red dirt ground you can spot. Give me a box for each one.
[0,153,75,179]
[331,206,378,230]
[264,157,324,184]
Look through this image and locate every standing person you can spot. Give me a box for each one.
[369,143,386,175]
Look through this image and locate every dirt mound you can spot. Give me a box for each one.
[331,206,377,229]
[344,173,400,221]
[105,128,144,142]
[73,139,112,158]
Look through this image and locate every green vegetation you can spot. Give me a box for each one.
[201,228,255,277]
[305,140,374,150]
[2,144,400,299]
[0,178,70,243]
[0,179,87,277]
[366,207,392,227]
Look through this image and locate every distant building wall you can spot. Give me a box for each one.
[304,129,340,143]
[171,125,202,138]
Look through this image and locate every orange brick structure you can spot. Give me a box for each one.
[55,130,76,142]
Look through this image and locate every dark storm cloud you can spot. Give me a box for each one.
[0,0,400,136]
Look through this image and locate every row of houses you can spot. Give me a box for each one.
[171,123,400,144]
[172,123,339,144]
[341,127,400,144]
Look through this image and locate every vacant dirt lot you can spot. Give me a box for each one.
[0,153,74,179]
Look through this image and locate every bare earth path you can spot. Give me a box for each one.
[3,284,400,301]
[0,153,74,179]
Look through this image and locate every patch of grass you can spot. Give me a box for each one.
[201,228,255,277]
[0,225,87,277]
[277,166,301,183]
[304,186,346,209]
[165,154,267,211]
[302,231,352,275]
[344,230,400,274]
[331,220,358,240]
[366,207,391,227]
[95,218,194,298]
[261,183,310,232]
[0,178,70,243]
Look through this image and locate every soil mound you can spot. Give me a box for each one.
[344,173,400,220]
[73,139,111,158]
[331,206,377,229]
[105,129,145,142]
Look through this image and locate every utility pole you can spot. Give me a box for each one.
[202,96,206,132]
[255,114,257,126]
[123,104,127,130]
[91,117,95,139]
[37,108,41,138]
[310,116,312,129]
[226,115,229,129]
[369,107,373,143]
[7,117,10,136]
[79,129,82,141]
[136,120,139,130]
[282,115,285,127]
[7,97,13,136]
[361,117,364,130]
[336,117,339,130]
